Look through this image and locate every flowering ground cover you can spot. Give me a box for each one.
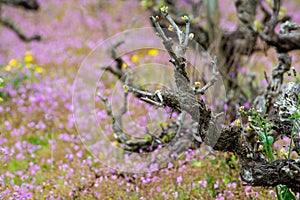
[0,0,300,199]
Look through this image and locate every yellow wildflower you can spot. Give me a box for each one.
[121,63,127,69]
[0,97,4,102]
[9,59,18,67]
[5,65,12,72]
[24,51,34,63]
[35,66,44,73]
[113,140,119,147]
[25,55,33,63]
[148,49,159,56]
[131,55,139,63]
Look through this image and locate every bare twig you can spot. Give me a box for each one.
[194,56,219,95]
[150,15,179,66]
[161,9,184,45]
[0,17,41,42]
[0,0,41,42]
[183,17,190,51]
[1,0,39,10]
[258,0,300,52]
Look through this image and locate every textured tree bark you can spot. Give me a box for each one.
[240,158,300,192]
[98,0,300,193]
[212,82,300,192]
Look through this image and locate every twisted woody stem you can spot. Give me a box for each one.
[98,6,300,193]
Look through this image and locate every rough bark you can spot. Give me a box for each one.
[98,0,300,193]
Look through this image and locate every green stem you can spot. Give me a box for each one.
[275,186,281,200]
[283,94,300,200]
[287,94,300,159]
[262,123,280,198]
[263,127,275,162]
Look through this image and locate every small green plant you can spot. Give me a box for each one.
[240,91,300,200]
[241,107,276,162]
